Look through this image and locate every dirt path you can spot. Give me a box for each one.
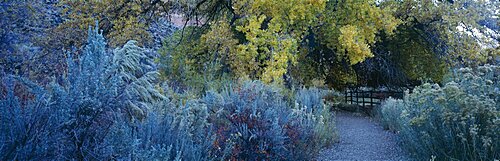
[317,112,409,161]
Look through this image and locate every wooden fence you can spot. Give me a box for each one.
[344,89,404,107]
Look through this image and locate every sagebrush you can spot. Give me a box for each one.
[379,64,500,160]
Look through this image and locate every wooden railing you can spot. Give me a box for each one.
[344,89,404,107]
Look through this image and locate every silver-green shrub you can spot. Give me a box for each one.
[108,40,166,121]
[293,88,337,149]
[202,81,337,160]
[1,20,338,160]
[378,98,404,132]
[0,22,211,160]
[380,64,499,160]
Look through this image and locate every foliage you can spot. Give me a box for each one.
[0,0,65,84]
[0,77,212,160]
[0,22,114,160]
[3,0,499,91]
[159,0,401,85]
[0,78,336,160]
[0,22,172,160]
[104,99,214,161]
[330,0,497,88]
[377,98,404,132]
[230,0,399,83]
[204,81,291,160]
[359,26,448,87]
[293,88,337,149]
[157,0,498,88]
[53,0,152,48]
[385,0,500,66]
[299,0,498,88]
[333,0,499,88]
[231,0,326,83]
[316,0,401,65]
[158,25,234,93]
[109,40,166,121]
[203,81,337,160]
[0,76,64,160]
[1,21,337,160]
[158,27,200,84]
[6,0,500,160]
[379,64,500,160]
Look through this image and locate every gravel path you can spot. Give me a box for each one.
[317,112,409,161]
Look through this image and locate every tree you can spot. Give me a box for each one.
[386,0,500,66]
[306,0,498,88]
[0,0,64,83]
[160,0,497,88]
[354,27,447,88]
[316,0,400,65]
[160,0,400,86]
[347,0,499,88]
[53,0,153,48]
[293,0,400,88]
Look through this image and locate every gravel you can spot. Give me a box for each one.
[317,112,410,161]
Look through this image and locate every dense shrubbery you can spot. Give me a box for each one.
[294,88,337,150]
[379,65,500,160]
[203,82,337,160]
[378,98,404,132]
[0,22,337,160]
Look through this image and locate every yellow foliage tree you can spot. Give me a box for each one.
[163,0,402,85]
[387,0,499,66]
[317,0,401,65]
[54,0,152,48]
[232,0,326,83]
[165,0,497,87]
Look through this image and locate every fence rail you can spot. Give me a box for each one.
[344,89,404,107]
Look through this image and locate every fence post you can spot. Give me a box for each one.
[350,90,353,105]
[355,89,358,106]
[361,91,366,107]
[370,90,373,107]
[345,90,348,104]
